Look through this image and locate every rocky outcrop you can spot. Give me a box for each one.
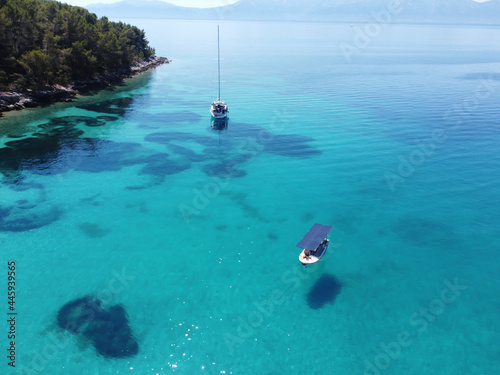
[0,85,78,112]
[0,56,169,115]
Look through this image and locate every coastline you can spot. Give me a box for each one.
[0,56,170,116]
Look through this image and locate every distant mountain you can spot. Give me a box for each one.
[86,0,500,25]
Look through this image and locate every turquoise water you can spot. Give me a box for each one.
[1,20,500,375]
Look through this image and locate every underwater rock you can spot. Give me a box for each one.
[0,182,62,232]
[97,115,119,122]
[71,139,142,173]
[83,304,139,358]
[136,153,191,177]
[0,118,86,177]
[57,296,139,359]
[57,296,100,334]
[264,134,322,158]
[222,122,322,158]
[15,200,38,211]
[1,136,63,174]
[78,222,111,238]
[137,110,202,125]
[77,97,134,116]
[202,163,247,178]
[0,125,191,180]
[140,159,191,176]
[0,203,61,232]
[166,144,204,162]
[267,232,278,241]
[222,190,269,222]
[306,274,342,310]
[6,134,26,139]
[145,131,216,147]
[0,207,12,219]
[40,115,106,128]
[394,215,457,247]
[301,211,315,223]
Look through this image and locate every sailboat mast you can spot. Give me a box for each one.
[217,25,221,100]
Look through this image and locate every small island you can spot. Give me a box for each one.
[0,0,169,114]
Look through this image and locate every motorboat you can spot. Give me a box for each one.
[297,223,333,265]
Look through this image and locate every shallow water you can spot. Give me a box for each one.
[1,20,500,375]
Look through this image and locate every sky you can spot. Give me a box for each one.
[62,0,240,8]
[61,0,496,8]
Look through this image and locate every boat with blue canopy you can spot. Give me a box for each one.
[297,223,333,265]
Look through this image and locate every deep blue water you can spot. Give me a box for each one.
[1,20,500,375]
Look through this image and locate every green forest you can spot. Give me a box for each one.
[0,0,155,90]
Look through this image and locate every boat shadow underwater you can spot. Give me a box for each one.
[306,273,342,310]
[56,296,139,358]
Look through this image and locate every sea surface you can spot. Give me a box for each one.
[1,20,500,375]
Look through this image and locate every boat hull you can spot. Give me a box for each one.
[210,102,228,118]
[210,110,227,119]
[211,98,228,116]
[298,241,329,265]
[299,250,321,264]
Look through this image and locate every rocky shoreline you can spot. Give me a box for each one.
[0,56,170,116]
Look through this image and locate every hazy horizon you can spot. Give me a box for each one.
[80,0,500,26]
[63,0,239,8]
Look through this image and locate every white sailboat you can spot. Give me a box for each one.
[210,25,228,119]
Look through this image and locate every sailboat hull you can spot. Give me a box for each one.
[210,110,227,119]
[210,101,228,118]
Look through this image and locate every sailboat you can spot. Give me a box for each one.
[210,25,228,119]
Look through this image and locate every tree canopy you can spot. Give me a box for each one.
[0,0,155,90]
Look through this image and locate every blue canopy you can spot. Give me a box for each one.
[296,223,333,250]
